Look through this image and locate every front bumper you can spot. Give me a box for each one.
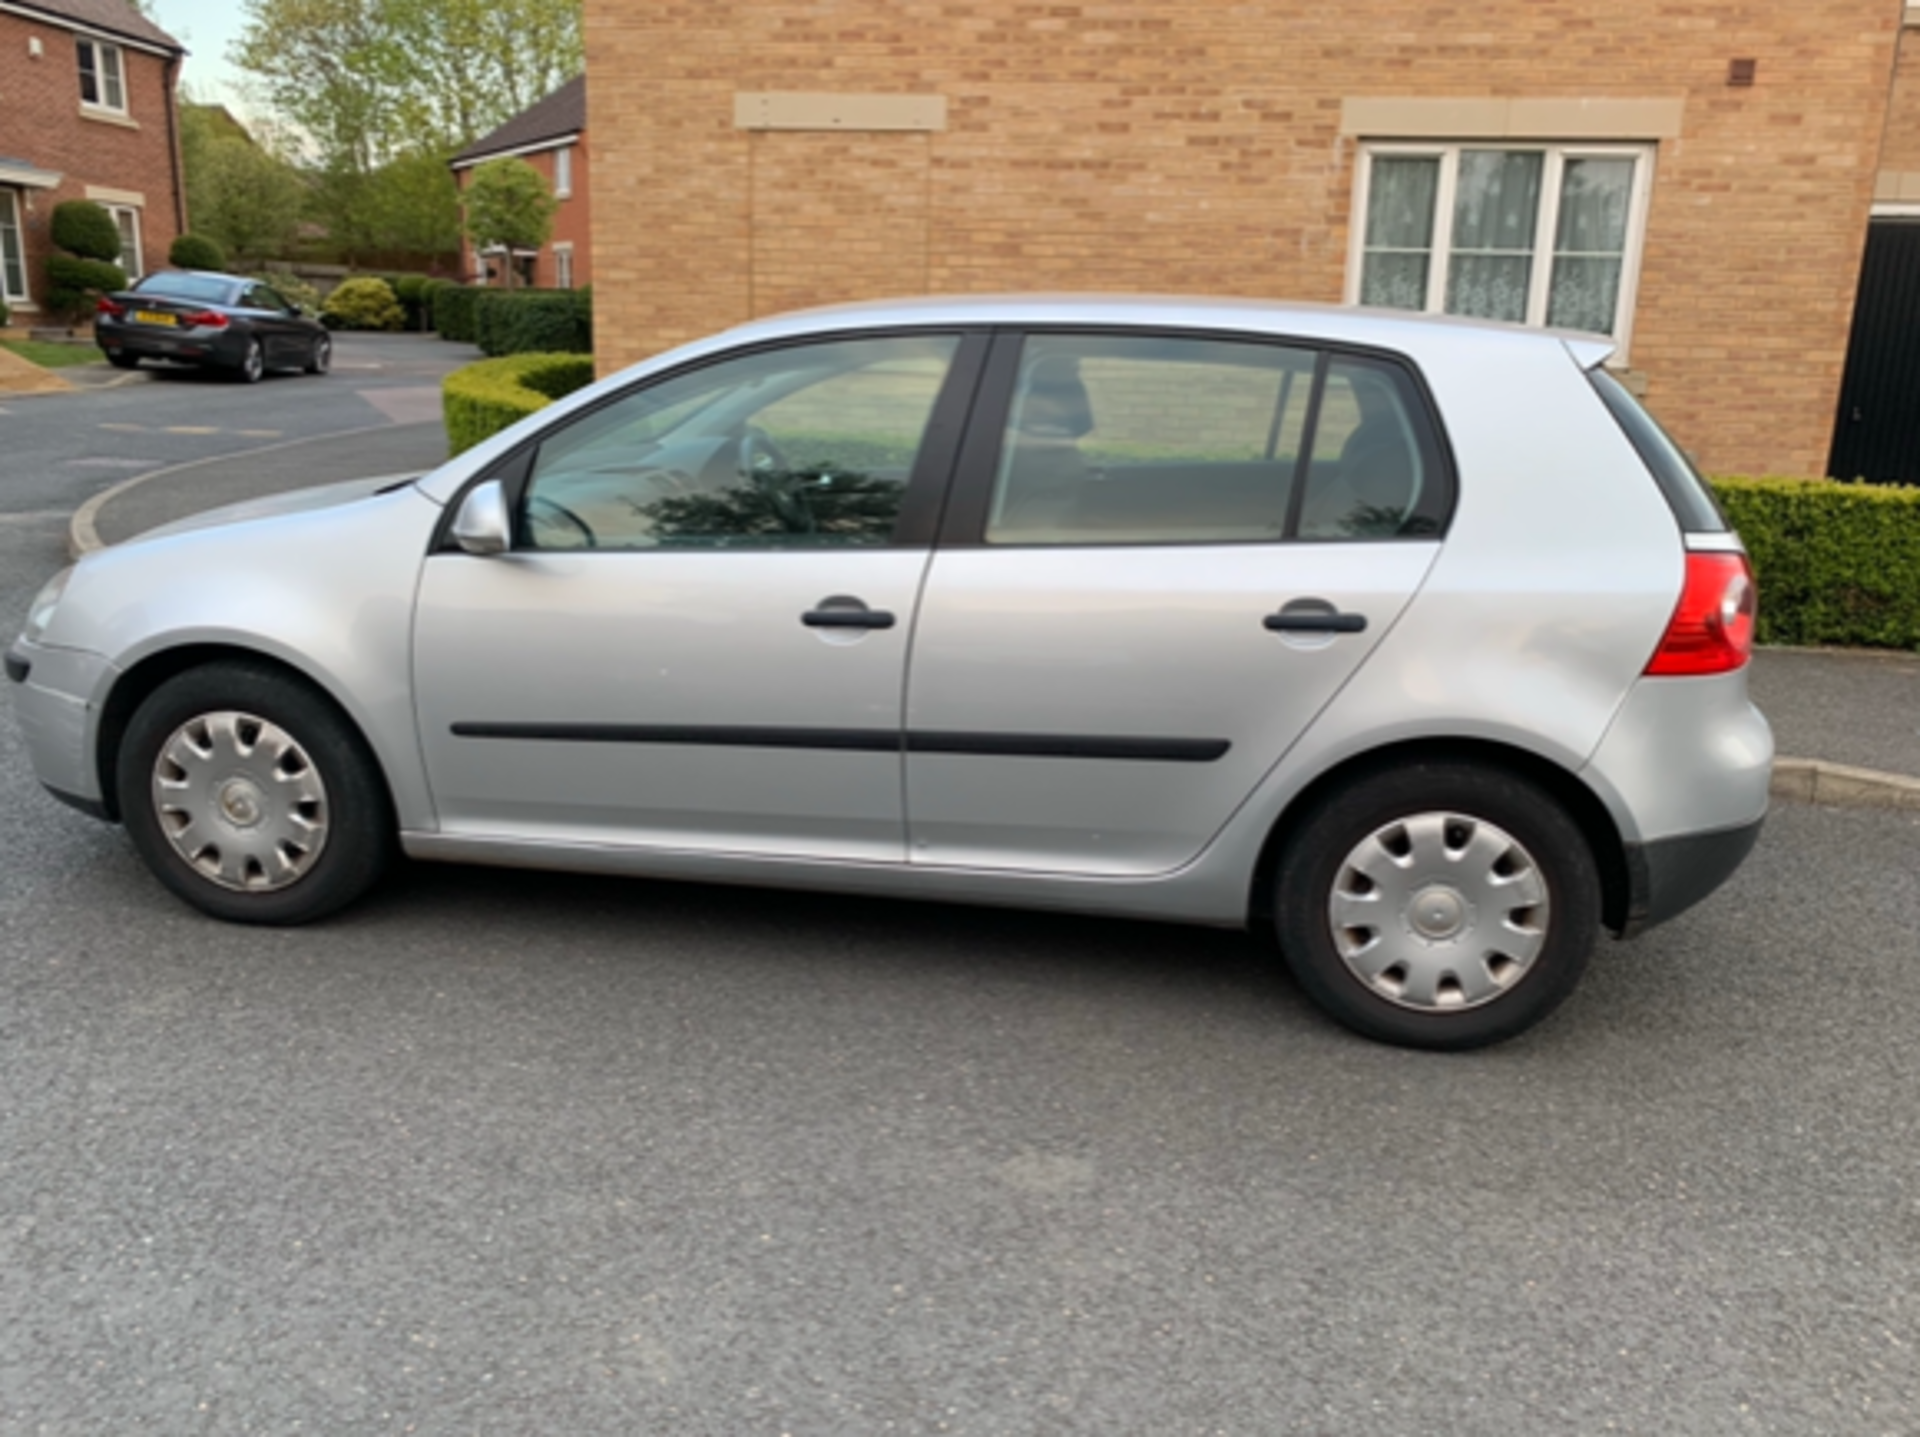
[6,637,116,820]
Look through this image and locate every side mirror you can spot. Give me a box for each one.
[451,480,511,555]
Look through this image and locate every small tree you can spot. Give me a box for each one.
[51,200,122,262]
[462,157,557,289]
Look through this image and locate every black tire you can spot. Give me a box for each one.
[1273,761,1600,1050]
[235,338,265,384]
[115,662,395,925]
[304,334,331,375]
[106,352,140,370]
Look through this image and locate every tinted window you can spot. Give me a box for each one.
[520,335,960,551]
[986,334,1316,544]
[985,335,1446,545]
[1296,356,1441,540]
[1589,367,1728,533]
[134,273,237,305]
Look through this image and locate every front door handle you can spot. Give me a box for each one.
[1264,602,1367,634]
[802,595,896,630]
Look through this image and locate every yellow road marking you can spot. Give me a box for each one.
[164,426,219,435]
[98,422,146,432]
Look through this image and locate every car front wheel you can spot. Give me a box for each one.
[304,334,331,375]
[115,662,394,924]
[1273,761,1600,1050]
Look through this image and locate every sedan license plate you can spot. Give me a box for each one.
[134,310,177,327]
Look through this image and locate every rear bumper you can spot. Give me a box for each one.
[97,321,243,366]
[1622,814,1764,936]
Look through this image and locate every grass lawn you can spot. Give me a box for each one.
[1,339,104,368]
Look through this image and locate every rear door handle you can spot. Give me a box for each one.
[802,595,895,630]
[1264,605,1367,634]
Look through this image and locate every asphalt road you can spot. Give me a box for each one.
[3,361,1919,1433]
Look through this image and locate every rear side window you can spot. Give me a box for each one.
[1589,367,1728,533]
[984,333,1450,545]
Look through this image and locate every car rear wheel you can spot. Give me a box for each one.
[236,338,265,384]
[115,662,395,925]
[304,335,331,375]
[1273,761,1600,1050]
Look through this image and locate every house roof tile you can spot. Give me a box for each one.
[6,0,184,52]
[451,76,585,168]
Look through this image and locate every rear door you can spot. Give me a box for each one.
[902,329,1452,876]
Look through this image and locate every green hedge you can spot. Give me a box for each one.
[433,283,480,343]
[473,288,592,357]
[443,352,597,455]
[1711,476,1920,650]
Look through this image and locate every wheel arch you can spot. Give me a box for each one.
[94,642,398,824]
[1247,736,1633,937]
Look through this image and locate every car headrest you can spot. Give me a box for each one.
[1015,357,1095,439]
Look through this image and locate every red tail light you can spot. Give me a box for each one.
[96,296,125,317]
[1646,551,1756,676]
[182,310,230,329]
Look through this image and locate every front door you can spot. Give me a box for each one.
[904,330,1450,876]
[412,331,980,861]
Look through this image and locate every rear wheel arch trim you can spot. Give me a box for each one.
[1248,737,1633,938]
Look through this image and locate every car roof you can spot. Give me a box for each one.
[716,293,1615,367]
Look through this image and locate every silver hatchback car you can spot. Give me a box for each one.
[9,296,1770,1048]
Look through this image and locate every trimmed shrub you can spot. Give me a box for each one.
[45,254,126,315]
[50,200,122,262]
[1710,476,1920,650]
[321,275,405,332]
[391,273,431,330]
[251,269,322,315]
[169,233,228,271]
[433,283,480,343]
[443,352,597,454]
[473,287,592,357]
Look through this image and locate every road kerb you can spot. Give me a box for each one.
[67,421,419,558]
[1771,758,1920,811]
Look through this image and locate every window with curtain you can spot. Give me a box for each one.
[1,191,27,300]
[1355,144,1649,343]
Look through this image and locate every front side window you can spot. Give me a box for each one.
[520,334,960,551]
[1355,144,1650,344]
[77,38,126,112]
[0,190,27,301]
[985,334,1445,545]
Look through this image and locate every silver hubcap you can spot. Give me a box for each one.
[1329,811,1549,1013]
[151,711,329,892]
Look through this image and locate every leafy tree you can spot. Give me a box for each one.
[462,158,558,288]
[179,101,308,266]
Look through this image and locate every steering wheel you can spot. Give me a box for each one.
[525,494,598,549]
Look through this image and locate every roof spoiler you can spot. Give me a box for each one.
[1562,335,1617,371]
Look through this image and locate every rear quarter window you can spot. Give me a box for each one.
[1589,368,1728,534]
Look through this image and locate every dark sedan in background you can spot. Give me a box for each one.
[95,270,331,383]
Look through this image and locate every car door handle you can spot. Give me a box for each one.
[802,597,896,630]
[1263,607,1367,634]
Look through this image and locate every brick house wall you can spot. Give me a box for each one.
[1876,20,1920,181]
[0,4,184,320]
[584,0,1903,478]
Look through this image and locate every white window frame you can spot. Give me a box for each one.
[1,189,29,303]
[77,37,127,114]
[553,145,574,199]
[104,204,142,279]
[554,242,575,290]
[1346,141,1656,360]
